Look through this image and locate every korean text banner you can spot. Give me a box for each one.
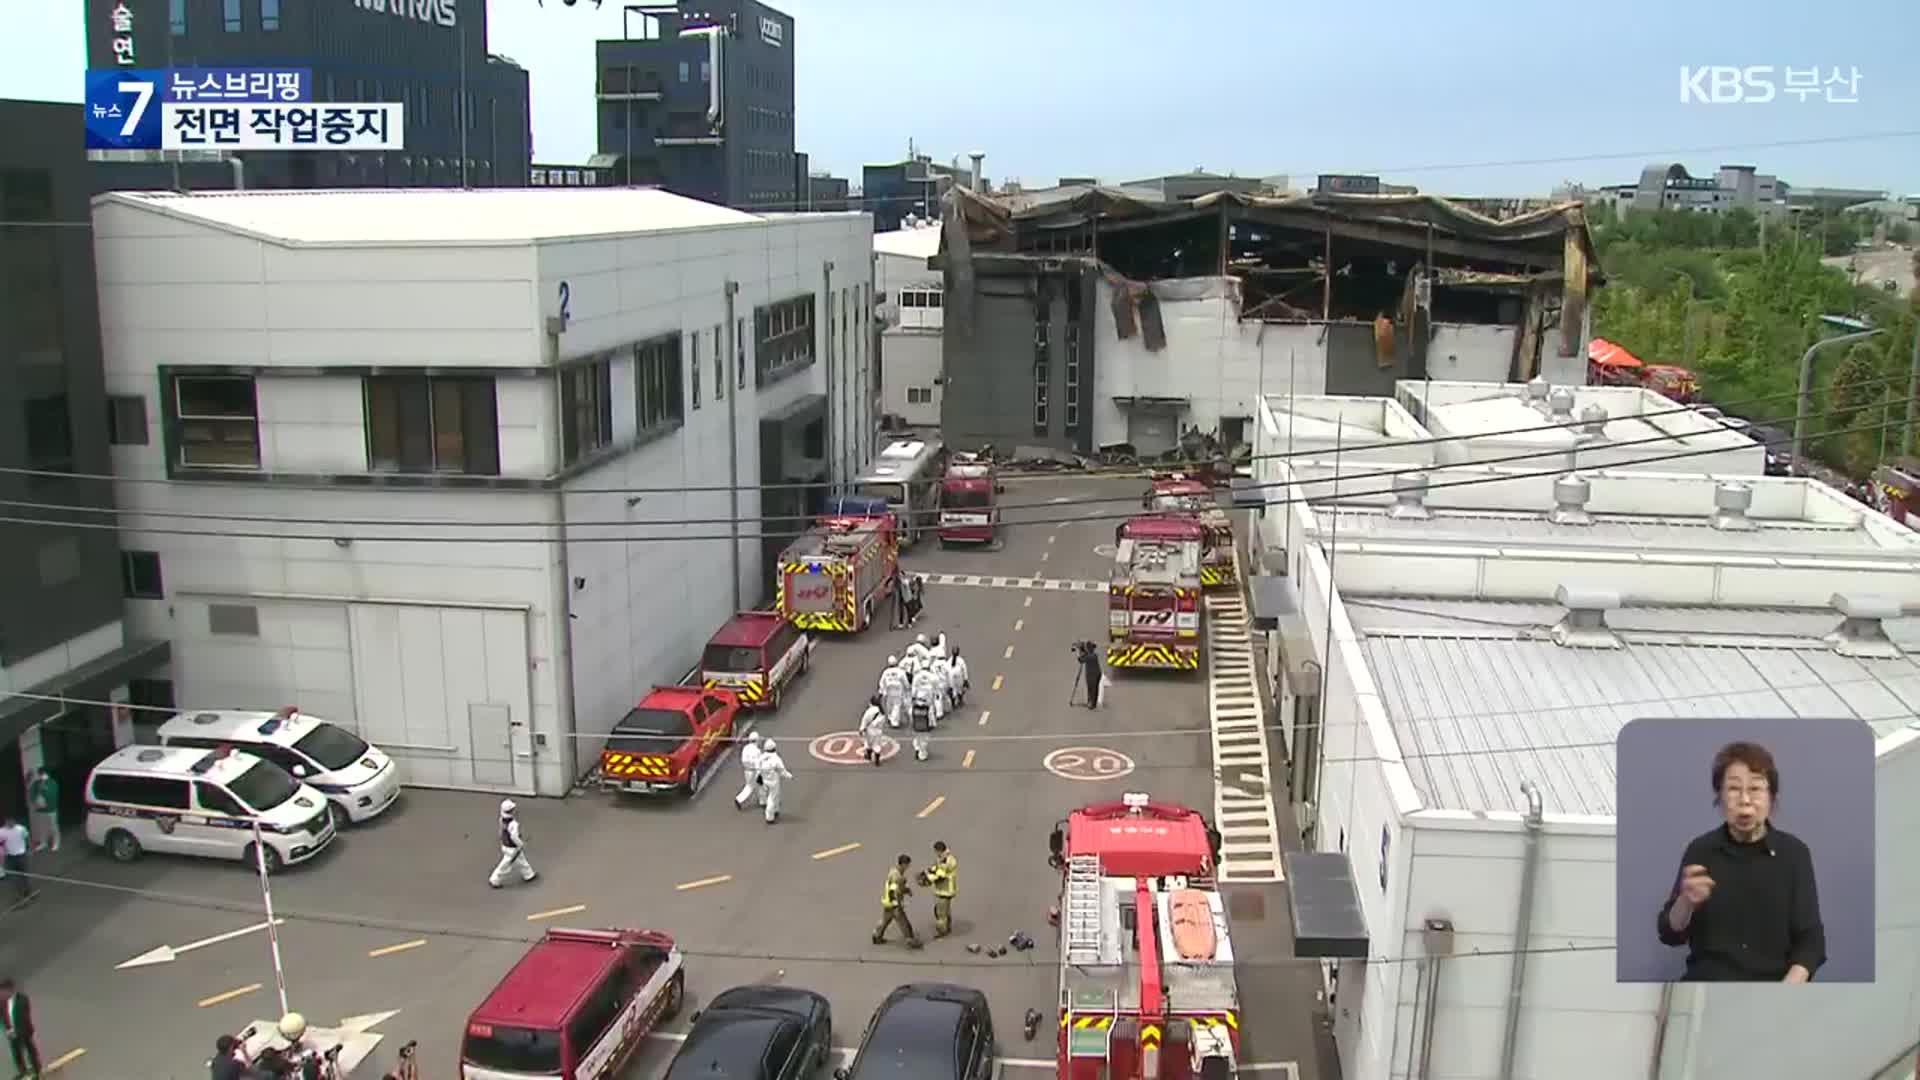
[162,103,406,152]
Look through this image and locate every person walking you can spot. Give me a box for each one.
[733,733,766,811]
[0,818,31,902]
[890,568,908,630]
[909,661,938,762]
[904,633,931,666]
[859,695,892,766]
[872,854,924,949]
[0,978,41,1079]
[925,841,959,938]
[928,654,952,727]
[757,739,793,824]
[1076,642,1105,710]
[488,800,537,889]
[907,574,927,626]
[25,768,58,854]
[878,656,909,729]
[947,648,970,710]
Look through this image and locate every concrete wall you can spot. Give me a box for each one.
[881,329,942,426]
[941,268,1093,453]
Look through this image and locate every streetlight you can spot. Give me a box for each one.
[1790,314,1884,470]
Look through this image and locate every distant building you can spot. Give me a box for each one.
[806,173,851,211]
[1120,170,1272,201]
[1313,174,1417,196]
[529,159,617,188]
[1790,185,1893,212]
[595,0,796,209]
[1593,163,1790,217]
[863,151,982,232]
[873,225,943,426]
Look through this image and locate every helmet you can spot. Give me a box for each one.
[887,654,898,666]
[761,738,777,752]
[500,799,517,816]
[276,1013,308,1042]
[916,634,928,646]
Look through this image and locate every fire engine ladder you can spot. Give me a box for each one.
[1064,854,1105,966]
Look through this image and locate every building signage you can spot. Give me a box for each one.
[110,1,136,64]
[86,67,401,151]
[352,0,458,29]
[759,16,783,46]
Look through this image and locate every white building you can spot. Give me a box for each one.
[873,224,943,427]
[95,188,872,798]
[1248,393,1920,1080]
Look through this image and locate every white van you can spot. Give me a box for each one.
[84,745,336,873]
[157,707,400,828]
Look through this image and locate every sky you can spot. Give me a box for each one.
[6,0,1919,198]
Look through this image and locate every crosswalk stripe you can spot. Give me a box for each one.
[1203,555,1284,885]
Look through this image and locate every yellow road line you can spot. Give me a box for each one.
[978,710,992,726]
[812,842,862,860]
[1048,534,1057,544]
[992,675,1005,691]
[44,1048,86,1072]
[367,938,428,959]
[197,984,261,1009]
[526,904,588,921]
[917,795,946,818]
[1041,551,1052,562]
[1013,619,1025,632]
[1003,645,1015,659]
[676,874,734,891]
[1024,596,1033,608]
[962,750,976,769]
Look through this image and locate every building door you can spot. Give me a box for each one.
[1126,411,1177,456]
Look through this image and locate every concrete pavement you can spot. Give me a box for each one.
[0,475,1332,1079]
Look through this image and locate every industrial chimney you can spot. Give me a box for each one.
[969,152,985,192]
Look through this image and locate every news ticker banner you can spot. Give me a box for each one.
[86,67,405,152]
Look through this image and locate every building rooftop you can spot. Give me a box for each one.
[96,187,764,245]
[1313,506,1920,558]
[873,226,943,260]
[1347,596,1920,816]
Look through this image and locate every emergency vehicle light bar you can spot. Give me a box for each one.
[1123,792,1150,810]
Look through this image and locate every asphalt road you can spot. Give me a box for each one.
[0,475,1329,1080]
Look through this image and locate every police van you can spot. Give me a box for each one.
[157,707,401,829]
[83,745,337,873]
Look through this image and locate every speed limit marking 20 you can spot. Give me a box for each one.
[1043,746,1137,782]
[810,730,898,765]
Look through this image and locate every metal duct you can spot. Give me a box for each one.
[1546,473,1592,525]
[1824,592,1907,659]
[1578,404,1609,438]
[1389,471,1433,520]
[1497,781,1545,1080]
[1551,584,1622,649]
[1546,387,1576,421]
[1523,376,1551,413]
[1416,918,1454,1079]
[1709,480,1758,532]
[969,151,985,192]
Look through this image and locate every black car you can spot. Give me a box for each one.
[836,984,996,1080]
[667,985,834,1080]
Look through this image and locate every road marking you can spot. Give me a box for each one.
[811,729,898,765]
[1048,534,1057,544]
[526,904,588,921]
[197,984,261,1009]
[1003,644,1016,659]
[1013,618,1025,632]
[1024,596,1033,608]
[117,919,287,970]
[44,1048,86,1072]
[992,674,1005,691]
[676,874,733,891]
[962,750,976,769]
[812,842,862,861]
[337,1010,403,1032]
[919,573,1105,594]
[916,795,946,818]
[978,710,992,726]
[1041,551,1051,562]
[367,938,428,959]
[1043,746,1138,781]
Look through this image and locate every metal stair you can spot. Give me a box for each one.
[1064,854,1105,965]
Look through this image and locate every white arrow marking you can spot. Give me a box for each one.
[116,919,287,970]
[336,1009,402,1033]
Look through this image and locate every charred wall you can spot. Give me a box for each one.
[939,259,1097,456]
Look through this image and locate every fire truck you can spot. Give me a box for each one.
[775,514,898,633]
[1107,516,1204,671]
[1143,473,1235,588]
[1046,793,1238,1080]
[1871,459,1919,528]
[939,452,1001,545]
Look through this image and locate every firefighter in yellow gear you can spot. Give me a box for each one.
[924,840,959,938]
[873,854,925,949]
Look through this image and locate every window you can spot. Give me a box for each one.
[560,358,614,466]
[689,333,702,410]
[364,375,501,475]
[170,0,186,33]
[260,0,280,30]
[24,394,74,474]
[122,551,164,599]
[713,325,725,400]
[700,60,711,82]
[209,604,260,636]
[634,335,685,434]
[754,294,816,387]
[567,966,633,1061]
[223,0,241,30]
[1065,283,1082,433]
[196,782,247,817]
[736,318,747,388]
[678,60,690,83]
[107,395,149,445]
[91,774,190,810]
[907,387,933,405]
[38,539,80,588]
[174,375,260,469]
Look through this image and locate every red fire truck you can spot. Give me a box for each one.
[939,453,1001,545]
[1107,516,1204,671]
[1872,459,1919,528]
[1143,473,1235,588]
[775,514,898,633]
[1046,793,1238,1080]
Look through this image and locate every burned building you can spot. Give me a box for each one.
[933,186,1598,458]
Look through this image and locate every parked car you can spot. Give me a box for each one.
[666,985,833,1080]
[595,685,743,798]
[836,984,996,1080]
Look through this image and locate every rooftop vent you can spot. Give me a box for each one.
[1710,480,1758,532]
[1823,592,1907,659]
[1524,376,1552,413]
[1546,387,1577,422]
[1547,472,1592,525]
[1388,472,1432,520]
[1577,404,1609,439]
[1551,585,1623,649]
[1694,406,1724,422]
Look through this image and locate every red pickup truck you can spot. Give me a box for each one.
[595,685,742,798]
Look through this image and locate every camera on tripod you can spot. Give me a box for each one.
[1070,640,1098,659]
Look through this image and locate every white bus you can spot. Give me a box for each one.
[852,439,943,545]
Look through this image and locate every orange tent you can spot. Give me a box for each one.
[1587,338,1643,369]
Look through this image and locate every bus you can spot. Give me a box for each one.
[852,439,943,546]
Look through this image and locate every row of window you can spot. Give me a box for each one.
[898,289,944,309]
[754,294,816,387]
[175,0,281,34]
[748,148,792,178]
[557,333,696,467]
[748,106,790,136]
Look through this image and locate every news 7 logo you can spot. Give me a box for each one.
[85,69,161,150]
[1680,66,1862,104]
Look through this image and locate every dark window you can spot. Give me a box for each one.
[566,964,633,1059]
[174,375,260,469]
[108,395,149,445]
[712,325,725,400]
[608,707,693,753]
[227,761,299,811]
[702,645,760,672]
[208,604,260,636]
[24,394,74,474]
[765,1024,802,1075]
[689,333,701,410]
[561,358,614,466]
[122,551,164,599]
[39,539,80,588]
[737,318,747,388]
[196,782,247,817]
[462,1028,562,1074]
[170,0,186,33]
[635,334,684,434]
[364,375,500,475]
[259,0,280,30]
[223,0,241,31]
[292,723,370,772]
[754,294,816,387]
[90,774,190,809]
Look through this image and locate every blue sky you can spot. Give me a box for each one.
[7,0,1917,196]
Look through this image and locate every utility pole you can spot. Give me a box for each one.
[1905,322,1919,455]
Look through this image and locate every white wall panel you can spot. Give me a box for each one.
[170,599,357,728]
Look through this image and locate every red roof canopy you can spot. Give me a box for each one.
[1066,800,1213,878]
[1588,338,1643,368]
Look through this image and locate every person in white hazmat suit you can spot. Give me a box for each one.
[733,732,766,811]
[859,694,893,765]
[756,738,793,823]
[948,647,970,710]
[909,661,939,761]
[927,654,952,725]
[879,655,910,728]
[489,799,538,888]
[904,633,930,666]
[931,632,949,663]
